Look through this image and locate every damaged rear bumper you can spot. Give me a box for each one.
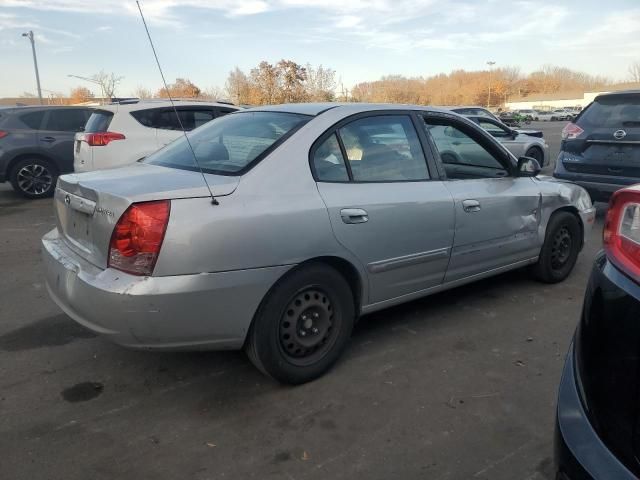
[42,228,291,351]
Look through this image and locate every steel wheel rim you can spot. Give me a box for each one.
[278,287,338,366]
[17,164,52,195]
[550,226,572,270]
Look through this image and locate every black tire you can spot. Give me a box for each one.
[9,157,58,199]
[245,263,355,384]
[532,211,581,283]
[525,147,544,166]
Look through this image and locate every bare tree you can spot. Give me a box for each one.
[156,78,201,98]
[133,86,153,99]
[306,64,337,101]
[91,70,124,100]
[202,86,226,101]
[630,61,640,83]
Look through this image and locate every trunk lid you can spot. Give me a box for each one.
[54,163,239,268]
[563,94,640,178]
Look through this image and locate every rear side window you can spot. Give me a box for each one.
[44,109,91,132]
[338,115,429,182]
[145,111,308,175]
[85,110,114,133]
[19,111,46,130]
[577,96,640,129]
[312,134,349,182]
[131,108,216,131]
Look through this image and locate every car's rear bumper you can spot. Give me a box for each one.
[555,343,636,480]
[554,167,639,200]
[42,228,292,350]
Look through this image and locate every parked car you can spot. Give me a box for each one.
[0,106,93,198]
[74,100,239,172]
[554,90,640,201]
[42,103,595,384]
[517,109,538,121]
[465,115,549,166]
[536,110,557,122]
[556,185,640,479]
[444,106,501,122]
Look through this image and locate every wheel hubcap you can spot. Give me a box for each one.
[279,288,335,363]
[550,226,572,269]
[17,164,52,195]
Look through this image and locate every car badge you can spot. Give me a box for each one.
[64,194,71,205]
[613,129,627,140]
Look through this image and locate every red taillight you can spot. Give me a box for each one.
[0,130,8,139]
[85,131,125,146]
[604,188,640,279]
[108,200,170,276]
[561,123,584,140]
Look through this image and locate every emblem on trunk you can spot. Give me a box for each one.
[64,194,71,205]
[613,129,627,139]
[96,206,115,217]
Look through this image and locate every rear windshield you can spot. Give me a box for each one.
[84,110,114,133]
[145,111,309,175]
[577,96,640,128]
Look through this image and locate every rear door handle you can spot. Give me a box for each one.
[40,136,56,143]
[340,208,368,224]
[462,199,481,213]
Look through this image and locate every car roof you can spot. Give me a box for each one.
[595,89,640,100]
[244,102,453,116]
[94,100,240,113]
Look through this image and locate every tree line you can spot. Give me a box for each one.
[62,60,640,107]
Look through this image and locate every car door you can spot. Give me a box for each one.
[38,108,92,174]
[421,114,541,282]
[311,113,455,304]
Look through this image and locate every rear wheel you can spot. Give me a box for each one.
[10,157,57,199]
[245,263,355,384]
[532,211,581,283]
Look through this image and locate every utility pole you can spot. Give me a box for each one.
[486,60,496,109]
[22,31,43,104]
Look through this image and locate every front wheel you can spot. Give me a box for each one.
[10,157,58,199]
[245,263,355,384]
[525,147,544,166]
[532,212,581,283]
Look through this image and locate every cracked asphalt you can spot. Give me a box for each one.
[0,122,604,479]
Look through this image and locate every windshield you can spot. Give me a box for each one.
[145,111,309,175]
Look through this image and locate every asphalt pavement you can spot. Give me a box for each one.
[0,121,603,480]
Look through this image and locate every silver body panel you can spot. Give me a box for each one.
[43,103,596,351]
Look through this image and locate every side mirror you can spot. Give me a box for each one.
[517,156,541,177]
[510,129,519,139]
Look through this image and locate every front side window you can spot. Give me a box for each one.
[424,118,509,180]
[337,115,429,182]
[146,111,308,175]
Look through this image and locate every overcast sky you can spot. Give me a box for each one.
[1,0,639,98]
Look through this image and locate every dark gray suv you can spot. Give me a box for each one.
[0,106,93,198]
[554,90,640,201]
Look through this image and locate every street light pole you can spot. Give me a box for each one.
[22,31,43,104]
[487,60,496,109]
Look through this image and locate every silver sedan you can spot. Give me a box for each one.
[465,115,550,166]
[43,103,595,384]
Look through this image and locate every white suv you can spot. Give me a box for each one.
[74,100,239,172]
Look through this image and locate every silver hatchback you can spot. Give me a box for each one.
[43,103,595,384]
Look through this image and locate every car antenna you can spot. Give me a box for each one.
[135,0,219,205]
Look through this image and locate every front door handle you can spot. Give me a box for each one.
[40,136,56,143]
[462,199,481,213]
[340,208,368,224]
